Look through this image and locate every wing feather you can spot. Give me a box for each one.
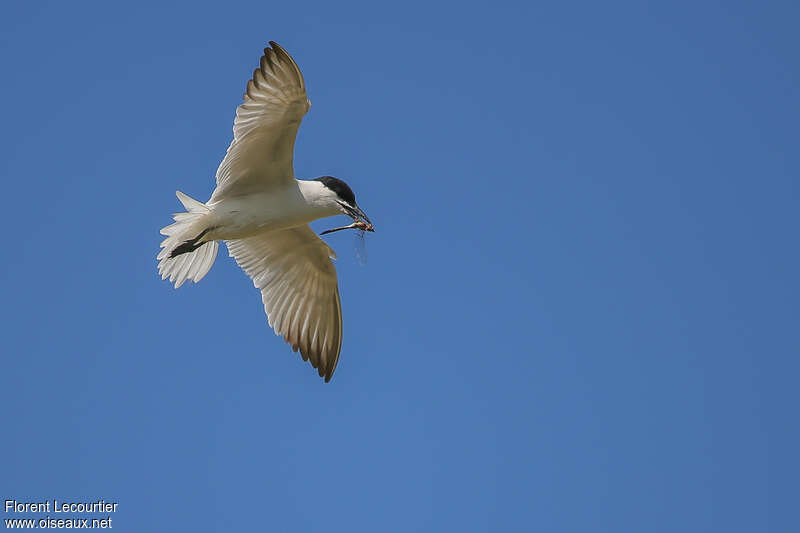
[226,226,343,382]
[211,42,311,202]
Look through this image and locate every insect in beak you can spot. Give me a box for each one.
[322,203,375,235]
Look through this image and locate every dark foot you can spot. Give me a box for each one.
[169,228,211,259]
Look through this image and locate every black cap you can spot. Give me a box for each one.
[314,176,356,206]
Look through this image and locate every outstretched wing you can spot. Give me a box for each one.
[211,42,311,202]
[226,226,343,382]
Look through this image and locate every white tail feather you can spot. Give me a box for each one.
[158,191,219,288]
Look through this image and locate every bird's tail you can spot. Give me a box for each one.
[157,191,219,288]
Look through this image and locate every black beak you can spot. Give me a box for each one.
[343,204,374,231]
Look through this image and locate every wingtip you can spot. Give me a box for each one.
[266,41,282,56]
[261,40,306,92]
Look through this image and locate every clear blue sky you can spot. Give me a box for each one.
[1,1,797,531]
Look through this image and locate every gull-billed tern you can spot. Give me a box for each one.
[157,42,374,382]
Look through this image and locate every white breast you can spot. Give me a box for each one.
[206,185,319,240]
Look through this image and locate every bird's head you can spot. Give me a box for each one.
[313,176,374,231]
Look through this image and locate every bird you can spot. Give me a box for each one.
[157,41,374,382]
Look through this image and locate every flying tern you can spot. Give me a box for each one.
[157,42,374,382]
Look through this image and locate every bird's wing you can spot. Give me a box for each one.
[210,42,311,202]
[226,225,343,382]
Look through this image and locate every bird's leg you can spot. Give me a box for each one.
[169,227,213,258]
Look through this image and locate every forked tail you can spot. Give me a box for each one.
[157,191,219,288]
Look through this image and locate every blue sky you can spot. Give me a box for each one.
[1,0,797,531]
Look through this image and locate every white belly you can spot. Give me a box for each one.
[205,187,324,240]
